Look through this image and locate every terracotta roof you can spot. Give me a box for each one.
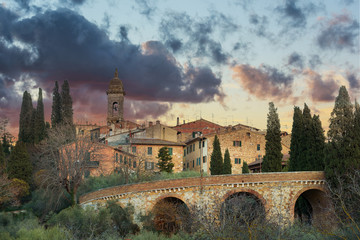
[130,138,185,146]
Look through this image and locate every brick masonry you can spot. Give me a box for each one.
[80,171,331,227]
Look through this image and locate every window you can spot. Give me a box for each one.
[257,144,260,151]
[115,153,118,162]
[148,147,152,155]
[199,141,201,149]
[133,161,136,168]
[202,141,205,148]
[124,156,127,164]
[235,158,241,164]
[132,146,136,153]
[187,162,189,169]
[196,158,201,166]
[168,147,173,155]
[192,160,194,168]
[203,156,206,163]
[145,161,154,170]
[233,141,242,147]
[183,163,186,171]
[184,149,186,156]
[120,155,123,163]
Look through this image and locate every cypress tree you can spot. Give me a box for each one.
[298,104,313,170]
[223,148,232,174]
[34,88,46,144]
[18,91,34,143]
[7,142,33,184]
[262,102,283,172]
[310,115,325,171]
[61,80,74,126]
[51,81,62,127]
[354,100,360,149]
[156,147,174,173]
[325,86,360,186]
[242,161,250,174]
[289,106,303,171]
[210,135,223,175]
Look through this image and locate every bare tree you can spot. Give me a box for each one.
[35,125,101,206]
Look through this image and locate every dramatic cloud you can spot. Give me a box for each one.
[287,52,304,70]
[346,72,360,89]
[275,0,318,29]
[0,7,225,132]
[232,64,294,102]
[124,100,171,120]
[304,70,339,102]
[159,11,240,64]
[317,13,360,52]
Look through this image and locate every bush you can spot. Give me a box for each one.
[107,201,139,237]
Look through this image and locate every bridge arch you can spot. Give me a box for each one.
[291,186,332,227]
[222,189,267,209]
[152,195,191,233]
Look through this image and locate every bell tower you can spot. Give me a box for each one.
[107,68,125,125]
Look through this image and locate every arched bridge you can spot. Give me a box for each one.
[80,171,332,227]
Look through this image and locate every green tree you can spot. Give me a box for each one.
[298,104,313,170]
[288,106,303,171]
[18,91,34,143]
[0,142,4,170]
[223,148,232,174]
[325,86,360,186]
[156,147,174,173]
[61,80,74,126]
[262,102,282,172]
[34,88,46,144]
[309,115,325,171]
[2,135,11,157]
[354,100,360,149]
[210,135,223,175]
[51,81,62,127]
[242,161,249,174]
[7,142,33,184]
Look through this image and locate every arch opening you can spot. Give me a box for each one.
[220,192,266,227]
[293,189,332,228]
[153,197,191,234]
[112,102,119,114]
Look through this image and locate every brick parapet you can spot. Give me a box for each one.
[79,171,325,204]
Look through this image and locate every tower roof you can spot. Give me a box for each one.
[107,68,125,94]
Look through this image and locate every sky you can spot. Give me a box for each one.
[0,0,359,138]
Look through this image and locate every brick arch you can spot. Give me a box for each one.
[151,194,191,214]
[290,186,332,227]
[221,189,267,210]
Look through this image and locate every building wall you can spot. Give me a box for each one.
[183,139,208,173]
[131,144,184,173]
[205,128,266,174]
[145,123,178,142]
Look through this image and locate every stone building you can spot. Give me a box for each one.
[184,126,266,174]
[107,68,125,125]
[129,138,185,173]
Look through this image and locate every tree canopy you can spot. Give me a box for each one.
[223,148,232,174]
[210,135,223,175]
[157,147,174,173]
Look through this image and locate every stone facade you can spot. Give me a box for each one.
[145,121,178,142]
[184,127,266,174]
[129,138,185,173]
[80,171,331,228]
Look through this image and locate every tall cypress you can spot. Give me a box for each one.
[299,104,313,170]
[262,102,283,172]
[289,106,303,171]
[310,115,325,171]
[61,80,73,126]
[34,88,46,144]
[210,135,223,175]
[7,142,32,184]
[18,91,34,143]
[325,86,360,186]
[223,148,232,174]
[51,81,62,127]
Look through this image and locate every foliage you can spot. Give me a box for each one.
[18,91,34,144]
[210,135,223,175]
[51,81,62,127]
[2,135,11,157]
[34,88,46,144]
[7,142,32,184]
[242,161,249,174]
[60,80,74,126]
[222,148,231,174]
[310,114,325,171]
[0,175,29,209]
[107,201,139,236]
[262,102,282,172]
[157,147,174,173]
[0,142,4,170]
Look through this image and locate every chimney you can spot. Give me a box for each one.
[156,120,160,125]
[183,120,185,124]
[149,121,153,127]
[177,117,180,126]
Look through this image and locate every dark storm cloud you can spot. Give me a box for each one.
[275,0,319,29]
[124,100,171,120]
[0,7,225,122]
[308,54,322,69]
[159,11,240,64]
[346,72,360,89]
[304,70,339,102]
[317,13,359,52]
[287,52,304,70]
[14,0,30,10]
[232,64,294,102]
